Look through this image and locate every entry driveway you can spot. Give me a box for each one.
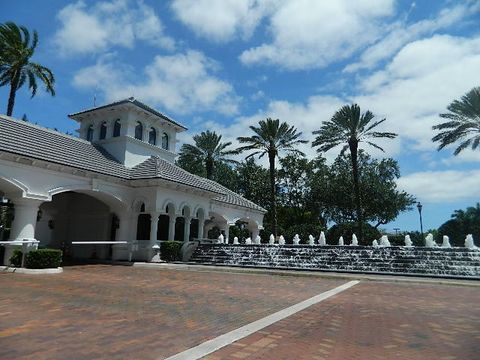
[1,265,479,359]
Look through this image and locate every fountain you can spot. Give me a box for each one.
[269,234,275,245]
[351,234,358,246]
[191,232,480,278]
[293,234,300,245]
[379,235,391,247]
[233,236,239,245]
[425,233,437,247]
[218,234,224,244]
[318,231,326,246]
[465,234,478,249]
[441,235,451,248]
[225,236,229,245]
[404,234,413,247]
[254,235,261,244]
[338,236,344,246]
[308,234,315,246]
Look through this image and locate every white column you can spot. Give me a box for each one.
[198,219,205,240]
[168,215,176,241]
[10,198,43,241]
[251,227,259,242]
[116,213,132,241]
[150,212,160,246]
[224,224,234,244]
[184,216,192,242]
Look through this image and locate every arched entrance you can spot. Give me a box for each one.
[37,191,125,260]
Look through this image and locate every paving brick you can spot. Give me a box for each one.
[0,265,342,359]
[205,281,480,360]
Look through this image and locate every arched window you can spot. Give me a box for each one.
[148,127,156,145]
[99,122,107,140]
[161,132,169,150]
[135,122,143,140]
[140,203,145,213]
[86,125,94,141]
[113,119,121,137]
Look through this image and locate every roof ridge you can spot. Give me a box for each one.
[0,114,90,144]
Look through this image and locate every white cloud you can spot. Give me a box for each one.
[171,0,275,42]
[72,51,240,115]
[240,0,395,70]
[344,1,479,72]
[355,34,480,153]
[54,0,174,56]
[398,170,480,203]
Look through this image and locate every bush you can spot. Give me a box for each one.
[9,249,22,267]
[327,222,381,246]
[161,241,182,262]
[24,249,62,269]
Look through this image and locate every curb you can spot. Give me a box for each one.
[132,262,480,287]
[0,266,63,274]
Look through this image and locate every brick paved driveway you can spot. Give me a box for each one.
[0,265,343,359]
[205,281,480,360]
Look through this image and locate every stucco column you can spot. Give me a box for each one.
[198,219,205,240]
[183,216,192,242]
[251,227,260,242]
[10,198,43,241]
[168,215,176,241]
[116,213,132,241]
[224,224,234,244]
[150,212,160,245]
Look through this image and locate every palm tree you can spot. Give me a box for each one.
[237,118,308,237]
[0,22,55,116]
[312,104,397,241]
[178,130,238,180]
[432,87,480,155]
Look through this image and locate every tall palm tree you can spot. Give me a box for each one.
[0,22,55,116]
[237,118,308,237]
[312,104,397,241]
[178,130,238,180]
[432,87,480,155]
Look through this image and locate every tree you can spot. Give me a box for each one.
[235,158,271,210]
[438,203,480,246]
[237,118,308,237]
[312,104,397,241]
[177,130,238,180]
[0,22,55,116]
[432,87,480,155]
[322,152,415,232]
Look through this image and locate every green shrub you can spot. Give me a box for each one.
[327,222,381,246]
[24,249,62,269]
[9,249,22,267]
[161,241,182,262]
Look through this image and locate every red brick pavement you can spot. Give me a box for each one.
[204,281,480,360]
[0,265,343,359]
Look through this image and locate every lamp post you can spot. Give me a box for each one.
[416,202,424,239]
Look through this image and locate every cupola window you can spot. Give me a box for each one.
[149,127,157,145]
[99,122,107,140]
[135,122,143,140]
[161,132,169,150]
[86,125,94,141]
[113,119,121,137]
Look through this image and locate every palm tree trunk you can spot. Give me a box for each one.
[349,139,363,242]
[206,157,214,180]
[268,150,277,238]
[7,71,20,117]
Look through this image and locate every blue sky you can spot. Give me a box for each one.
[1,0,480,233]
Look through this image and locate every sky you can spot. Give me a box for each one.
[1,0,479,233]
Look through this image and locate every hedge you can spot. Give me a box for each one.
[161,241,182,262]
[24,249,63,269]
[9,249,22,267]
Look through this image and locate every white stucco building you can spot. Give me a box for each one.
[0,98,265,263]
